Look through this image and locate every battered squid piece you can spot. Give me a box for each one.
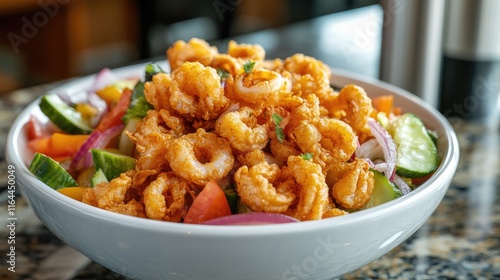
[165,128,234,186]
[167,38,219,71]
[237,149,280,170]
[211,54,245,77]
[269,138,301,167]
[330,158,375,210]
[284,94,322,135]
[128,110,174,175]
[281,155,329,221]
[144,72,173,111]
[327,84,373,143]
[229,68,299,107]
[260,58,284,72]
[157,109,187,137]
[291,117,357,172]
[234,155,296,213]
[215,106,268,153]
[322,198,349,218]
[143,172,193,222]
[227,40,266,61]
[169,62,230,120]
[82,172,146,218]
[282,53,334,103]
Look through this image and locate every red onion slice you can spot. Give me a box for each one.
[203,213,299,225]
[355,138,383,159]
[69,125,124,170]
[367,118,397,180]
[392,174,412,195]
[87,92,109,127]
[90,68,118,93]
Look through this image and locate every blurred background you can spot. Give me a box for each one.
[0,0,377,94]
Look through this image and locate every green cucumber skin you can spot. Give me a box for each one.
[363,170,402,209]
[223,187,239,214]
[39,94,93,135]
[91,169,109,187]
[391,113,439,178]
[91,149,136,181]
[29,153,78,190]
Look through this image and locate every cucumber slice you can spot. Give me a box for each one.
[29,152,78,190]
[118,117,141,156]
[363,170,402,209]
[39,94,93,134]
[389,113,439,178]
[91,168,109,187]
[91,149,136,181]
[223,187,239,214]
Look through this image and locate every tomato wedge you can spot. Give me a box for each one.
[184,180,232,224]
[25,115,50,141]
[95,88,132,132]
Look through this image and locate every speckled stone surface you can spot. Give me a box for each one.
[1,81,499,280]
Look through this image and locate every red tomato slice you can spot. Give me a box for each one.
[184,180,232,224]
[95,88,132,132]
[25,115,50,141]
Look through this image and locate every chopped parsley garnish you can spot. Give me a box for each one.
[272,113,285,143]
[123,81,153,123]
[145,63,166,82]
[243,61,256,73]
[300,153,314,161]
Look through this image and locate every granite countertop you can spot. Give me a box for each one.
[1,5,499,280]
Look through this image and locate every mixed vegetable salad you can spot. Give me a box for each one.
[26,63,439,225]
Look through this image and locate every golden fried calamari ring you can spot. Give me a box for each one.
[281,156,329,221]
[157,109,187,137]
[291,117,357,171]
[234,158,295,213]
[232,68,292,105]
[269,138,301,167]
[330,158,375,210]
[143,172,193,222]
[211,54,245,77]
[215,106,268,152]
[144,73,172,111]
[84,172,146,218]
[166,128,234,186]
[130,110,173,174]
[169,62,229,120]
[327,84,373,143]
[237,149,280,170]
[227,40,266,61]
[283,53,333,102]
[284,94,321,135]
[167,38,218,71]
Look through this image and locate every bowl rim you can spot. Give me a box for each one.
[6,62,460,237]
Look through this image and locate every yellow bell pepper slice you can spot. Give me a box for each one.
[96,80,136,106]
[58,186,86,201]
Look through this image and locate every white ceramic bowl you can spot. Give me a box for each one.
[6,63,459,280]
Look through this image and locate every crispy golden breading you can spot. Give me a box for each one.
[83,38,379,221]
